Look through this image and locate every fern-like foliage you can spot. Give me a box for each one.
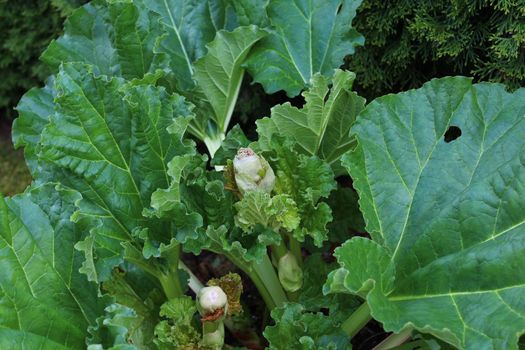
[347,0,525,99]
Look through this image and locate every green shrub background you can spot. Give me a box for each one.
[2,0,524,119]
[0,0,86,194]
[348,0,525,99]
[0,0,86,120]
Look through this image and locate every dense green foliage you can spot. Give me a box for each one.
[348,0,525,99]
[3,0,525,349]
[0,0,85,119]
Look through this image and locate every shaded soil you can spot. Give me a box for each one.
[0,120,32,196]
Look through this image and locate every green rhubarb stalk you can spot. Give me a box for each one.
[158,272,184,300]
[228,252,287,310]
[202,320,225,350]
[288,235,303,267]
[198,286,228,350]
[251,253,288,309]
[372,328,413,350]
[179,260,204,292]
[158,243,184,299]
[271,240,288,263]
[341,302,373,338]
[204,133,225,158]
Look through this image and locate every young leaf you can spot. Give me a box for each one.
[257,70,365,169]
[263,303,351,350]
[264,140,337,246]
[245,0,364,96]
[88,303,146,350]
[299,254,360,323]
[185,225,280,267]
[101,268,165,346]
[211,125,250,166]
[154,296,202,349]
[0,185,106,349]
[147,149,281,266]
[234,192,300,233]
[336,77,525,349]
[194,26,266,138]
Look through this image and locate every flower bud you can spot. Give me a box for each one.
[277,252,303,292]
[233,148,275,195]
[197,286,228,316]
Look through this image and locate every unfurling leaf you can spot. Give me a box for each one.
[234,192,300,234]
[277,252,303,293]
[264,303,351,350]
[233,148,276,195]
[154,296,201,350]
[262,139,336,246]
[257,70,365,173]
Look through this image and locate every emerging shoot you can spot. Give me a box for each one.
[277,252,303,293]
[198,286,228,316]
[198,286,228,350]
[233,148,275,195]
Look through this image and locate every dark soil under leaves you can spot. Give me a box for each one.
[0,120,32,196]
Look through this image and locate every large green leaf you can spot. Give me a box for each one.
[12,81,55,175]
[42,0,246,91]
[180,25,265,152]
[299,254,360,324]
[141,0,240,91]
[39,0,266,151]
[331,77,525,349]
[0,185,106,349]
[36,63,194,282]
[230,0,269,27]
[245,0,364,96]
[257,70,365,170]
[43,0,167,80]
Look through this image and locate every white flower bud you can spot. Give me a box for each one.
[233,148,275,195]
[197,286,228,315]
[277,252,303,292]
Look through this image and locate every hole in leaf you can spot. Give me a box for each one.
[336,3,342,14]
[444,126,462,143]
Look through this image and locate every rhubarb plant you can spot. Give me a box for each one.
[2,0,525,349]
